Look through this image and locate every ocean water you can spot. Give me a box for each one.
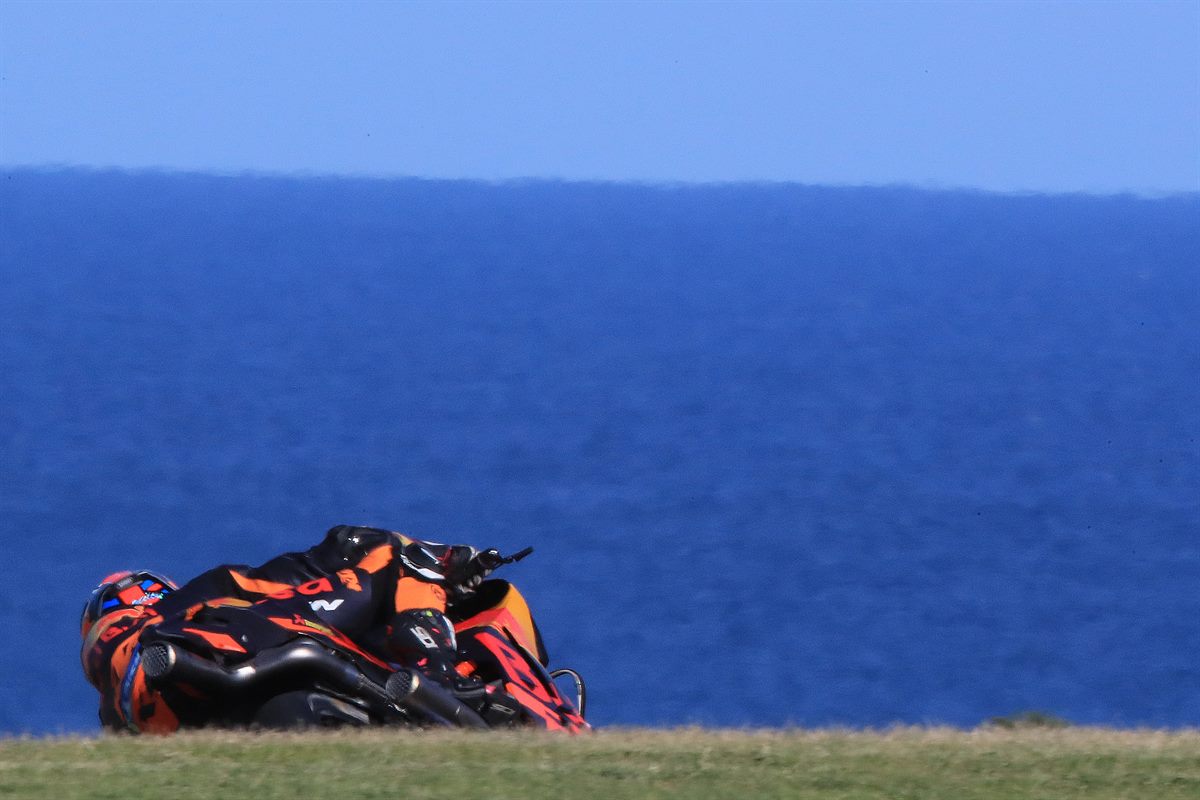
[1,169,1197,733]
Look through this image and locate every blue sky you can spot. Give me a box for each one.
[1,0,1197,193]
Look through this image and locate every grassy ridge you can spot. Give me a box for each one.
[2,727,1198,799]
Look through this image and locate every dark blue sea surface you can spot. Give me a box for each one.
[1,170,1197,733]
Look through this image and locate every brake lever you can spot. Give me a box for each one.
[477,546,534,570]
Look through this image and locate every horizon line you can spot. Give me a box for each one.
[4,162,1197,201]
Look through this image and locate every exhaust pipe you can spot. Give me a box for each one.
[142,639,486,728]
[385,669,488,729]
[141,639,394,711]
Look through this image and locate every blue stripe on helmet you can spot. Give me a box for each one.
[119,646,142,733]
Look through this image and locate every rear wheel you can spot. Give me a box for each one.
[252,690,372,729]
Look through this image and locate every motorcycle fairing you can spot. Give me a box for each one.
[450,580,548,664]
[457,628,588,731]
[148,599,391,674]
[451,580,588,732]
[129,578,588,732]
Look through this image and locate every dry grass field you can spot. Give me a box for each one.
[2,726,1198,799]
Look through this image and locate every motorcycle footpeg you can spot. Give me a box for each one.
[478,688,522,727]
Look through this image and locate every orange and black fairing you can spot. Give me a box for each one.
[451,581,589,732]
[79,605,181,733]
[452,579,548,663]
[79,529,579,732]
[78,565,301,733]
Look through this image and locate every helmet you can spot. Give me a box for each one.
[80,570,177,640]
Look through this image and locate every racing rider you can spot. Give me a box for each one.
[79,525,498,732]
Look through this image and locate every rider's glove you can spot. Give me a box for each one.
[445,546,499,598]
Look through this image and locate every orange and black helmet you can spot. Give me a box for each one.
[80,570,177,640]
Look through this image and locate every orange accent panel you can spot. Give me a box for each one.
[82,608,139,653]
[294,577,333,596]
[337,569,362,592]
[358,544,393,574]
[506,683,566,730]
[118,585,147,604]
[476,630,551,698]
[230,571,294,595]
[469,629,587,732]
[110,636,139,685]
[455,585,542,663]
[182,627,248,653]
[394,577,447,612]
[132,669,180,734]
[208,597,253,609]
[182,598,251,621]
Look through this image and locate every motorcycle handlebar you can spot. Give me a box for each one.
[476,546,533,571]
